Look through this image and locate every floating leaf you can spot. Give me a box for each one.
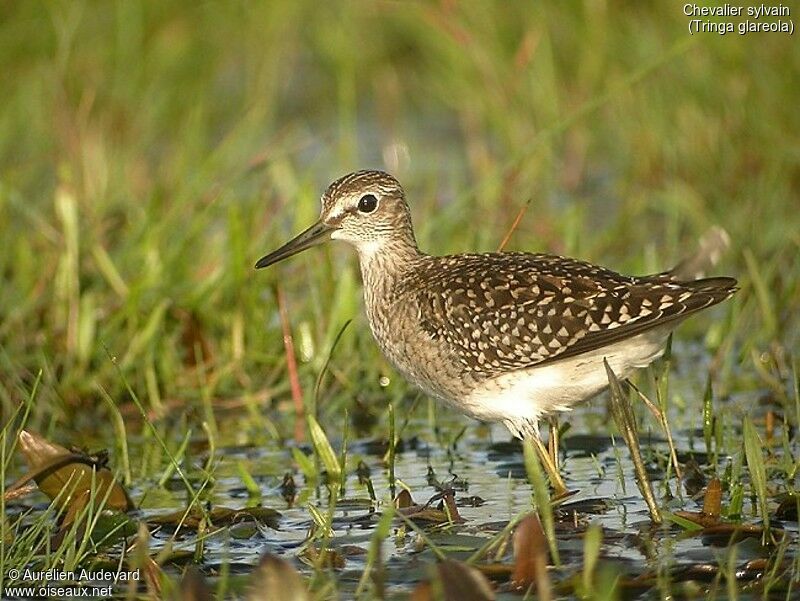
[457,495,486,507]
[396,490,465,525]
[147,506,281,531]
[300,546,346,569]
[247,553,310,601]
[557,497,613,516]
[398,506,451,525]
[230,521,260,539]
[14,430,133,528]
[700,523,772,546]
[670,511,714,530]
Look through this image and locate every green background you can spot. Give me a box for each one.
[1,1,797,470]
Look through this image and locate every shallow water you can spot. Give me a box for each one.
[6,341,797,599]
[127,379,794,598]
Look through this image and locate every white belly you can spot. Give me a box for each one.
[460,327,670,431]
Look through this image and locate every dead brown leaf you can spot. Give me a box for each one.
[395,489,414,508]
[702,478,722,519]
[247,553,310,601]
[675,477,724,528]
[14,430,133,529]
[395,490,465,525]
[179,566,212,601]
[299,546,346,569]
[411,559,495,601]
[147,505,281,531]
[176,308,213,368]
[511,513,551,600]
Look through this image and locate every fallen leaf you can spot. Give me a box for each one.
[130,522,164,600]
[440,491,464,523]
[14,431,133,529]
[702,478,722,519]
[411,559,495,601]
[675,478,724,528]
[179,566,212,601]
[775,492,798,520]
[395,489,414,509]
[409,581,432,601]
[473,563,513,581]
[147,506,281,531]
[299,546,345,569]
[511,514,551,599]
[176,308,213,368]
[700,523,775,546]
[396,490,465,525]
[247,553,310,601]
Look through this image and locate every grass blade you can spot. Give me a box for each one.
[605,359,662,524]
[742,417,770,541]
[703,375,714,464]
[307,415,341,483]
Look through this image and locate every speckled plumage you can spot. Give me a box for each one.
[257,170,737,439]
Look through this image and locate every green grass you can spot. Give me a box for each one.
[1,1,798,598]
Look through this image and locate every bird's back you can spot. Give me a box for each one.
[405,252,736,376]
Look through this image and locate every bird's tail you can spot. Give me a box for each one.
[680,275,739,310]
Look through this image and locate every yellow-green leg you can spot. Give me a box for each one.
[547,417,560,474]
[529,432,568,498]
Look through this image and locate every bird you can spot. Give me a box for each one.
[255,170,737,492]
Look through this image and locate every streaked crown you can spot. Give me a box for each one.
[321,170,417,251]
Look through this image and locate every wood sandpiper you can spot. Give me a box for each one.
[256,170,737,494]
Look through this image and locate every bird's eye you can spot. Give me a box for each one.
[357,194,378,213]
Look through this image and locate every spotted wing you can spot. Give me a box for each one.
[413,253,736,378]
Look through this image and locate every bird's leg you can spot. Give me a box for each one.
[547,416,560,473]
[529,433,568,498]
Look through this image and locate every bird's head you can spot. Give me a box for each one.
[255,170,416,269]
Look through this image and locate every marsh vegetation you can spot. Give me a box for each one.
[1,2,798,599]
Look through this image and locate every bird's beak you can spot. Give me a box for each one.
[255,220,334,269]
